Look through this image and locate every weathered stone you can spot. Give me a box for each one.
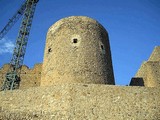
[0,63,42,89]
[0,84,159,120]
[41,16,115,86]
[135,46,160,87]
[0,16,159,119]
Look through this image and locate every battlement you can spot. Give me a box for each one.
[0,63,42,89]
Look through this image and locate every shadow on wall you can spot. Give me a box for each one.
[129,77,144,86]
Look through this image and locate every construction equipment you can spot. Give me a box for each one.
[1,0,39,90]
[0,1,26,40]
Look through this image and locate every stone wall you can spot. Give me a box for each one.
[0,63,42,89]
[41,16,115,86]
[149,46,160,61]
[135,46,160,87]
[0,16,159,120]
[0,84,159,120]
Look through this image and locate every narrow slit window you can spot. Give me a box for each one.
[100,44,105,54]
[101,45,104,50]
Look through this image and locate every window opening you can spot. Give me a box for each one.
[73,38,78,43]
[101,45,104,50]
[48,48,52,53]
[100,44,105,54]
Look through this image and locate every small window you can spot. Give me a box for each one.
[100,44,105,54]
[73,38,78,43]
[101,45,104,50]
[48,48,52,53]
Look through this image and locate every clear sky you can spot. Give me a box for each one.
[0,0,160,85]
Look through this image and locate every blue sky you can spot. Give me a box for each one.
[0,0,160,85]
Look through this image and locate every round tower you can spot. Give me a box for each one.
[41,16,115,86]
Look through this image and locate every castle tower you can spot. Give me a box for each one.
[135,46,160,87]
[41,16,115,86]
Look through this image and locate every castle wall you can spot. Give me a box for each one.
[0,15,159,120]
[135,46,160,87]
[0,63,42,89]
[0,84,159,119]
[0,64,10,88]
[41,16,115,86]
[148,46,160,61]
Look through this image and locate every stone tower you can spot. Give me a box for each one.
[41,16,115,86]
[135,46,160,87]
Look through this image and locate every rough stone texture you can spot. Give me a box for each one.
[149,46,160,61]
[41,16,115,86]
[135,46,160,87]
[0,64,10,88]
[0,84,159,120]
[0,17,159,120]
[0,63,42,89]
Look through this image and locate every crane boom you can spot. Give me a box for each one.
[1,0,39,90]
[0,1,27,40]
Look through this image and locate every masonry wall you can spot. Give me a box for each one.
[0,84,159,120]
[0,63,42,89]
[135,46,160,87]
[148,46,160,61]
[0,16,159,120]
[41,16,115,86]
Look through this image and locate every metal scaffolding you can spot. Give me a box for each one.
[1,0,39,90]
